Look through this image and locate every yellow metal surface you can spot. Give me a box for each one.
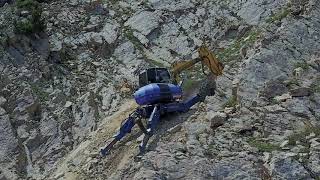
[170,45,224,83]
[198,45,224,76]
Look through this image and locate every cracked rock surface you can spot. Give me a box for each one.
[0,0,320,179]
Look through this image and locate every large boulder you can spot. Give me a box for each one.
[125,11,162,36]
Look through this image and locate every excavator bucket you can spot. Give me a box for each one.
[198,45,224,76]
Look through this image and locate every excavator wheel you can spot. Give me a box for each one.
[198,74,216,102]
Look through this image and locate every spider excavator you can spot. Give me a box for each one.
[100,45,224,156]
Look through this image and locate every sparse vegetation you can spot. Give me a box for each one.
[180,64,205,91]
[124,28,144,52]
[294,61,309,71]
[14,0,46,34]
[223,96,237,108]
[182,79,197,91]
[30,84,49,102]
[287,124,320,146]
[248,137,280,152]
[145,58,167,67]
[16,0,38,9]
[310,78,320,93]
[286,78,300,89]
[217,29,260,63]
[266,7,291,23]
[15,19,34,34]
[124,28,167,67]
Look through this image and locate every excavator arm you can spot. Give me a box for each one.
[170,45,224,83]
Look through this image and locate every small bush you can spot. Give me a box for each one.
[223,96,237,108]
[15,0,45,34]
[294,61,309,70]
[216,29,260,63]
[287,124,320,146]
[124,28,144,51]
[16,0,38,9]
[0,35,8,46]
[182,79,196,91]
[248,138,280,152]
[310,78,320,93]
[266,7,291,23]
[30,84,49,102]
[15,19,34,34]
[286,78,300,89]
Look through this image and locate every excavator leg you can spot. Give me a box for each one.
[138,105,160,155]
[136,94,203,156]
[100,115,136,156]
[100,108,154,156]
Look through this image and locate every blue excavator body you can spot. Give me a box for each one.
[101,65,218,157]
[134,83,182,105]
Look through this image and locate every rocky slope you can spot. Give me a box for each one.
[0,0,320,179]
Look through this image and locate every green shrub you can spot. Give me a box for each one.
[294,61,309,70]
[248,138,280,152]
[15,0,45,34]
[287,124,320,146]
[123,28,167,67]
[30,84,49,102]
[223,96,237,108]
[310,78,320,93]
[16,0,38,9]
[15,19,34,34]
[286,78,300,89]
[266,7,291,23]
[0,36,8,46]
[216,29,260,63]
[182,79,196,91]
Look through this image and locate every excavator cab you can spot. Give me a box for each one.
[138,68,172,87]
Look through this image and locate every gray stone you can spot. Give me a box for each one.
[133,31,149,45]
[17,125,29,139]
[113,41,138,64]
[260,79,288,99]
[310,138,320,151]
[270,153,312,179]
[49,33,64,51]
[274,93,292,102]
[0,114,18,162]
[209,157,260,179]
[280,140,289,148]
[20,10,30,17]
[237,0,264,25]
[177,13,199,30]
[206,112,227,129]
[263,104,287,113]
[133,168,158,180]
[147,0,194,11]
[100,21,119,44]
[0,107,5,116]
[125,11,162,36]
[290,87,312,97]
[284,99,312,118]
[0,0,11,7]
[72,92,98,142]
[0,96,6,106]
[308,152,320,176]
[2,0,320,179]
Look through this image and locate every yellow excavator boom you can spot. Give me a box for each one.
[170,45,224,83]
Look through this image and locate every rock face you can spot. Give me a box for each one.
[1,0,320,179]
[124,11,162,36]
